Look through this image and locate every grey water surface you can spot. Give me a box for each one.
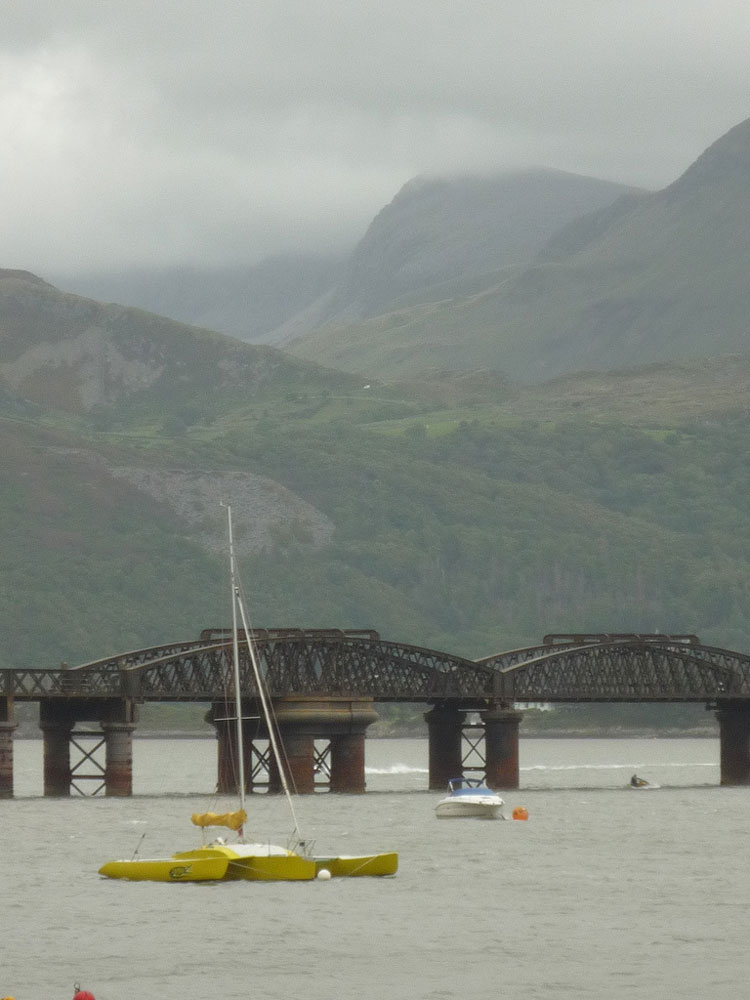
[3,737,747,1000]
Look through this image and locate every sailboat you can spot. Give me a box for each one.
[98,505,398,882]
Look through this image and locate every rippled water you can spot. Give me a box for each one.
[4,737,748,1000]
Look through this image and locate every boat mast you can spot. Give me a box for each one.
[232,564,306,848]
[224,503,246,818]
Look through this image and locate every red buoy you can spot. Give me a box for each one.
[73,992,95,1000]
[512,806,529,821]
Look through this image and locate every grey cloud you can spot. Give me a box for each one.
[3,1,750,273]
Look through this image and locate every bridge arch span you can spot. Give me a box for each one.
[479,638,744,703]
[90,631,497,702]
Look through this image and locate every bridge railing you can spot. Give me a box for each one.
[1,667,122,697]
[542,633,701,645]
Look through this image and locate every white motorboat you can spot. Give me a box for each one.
[435,777,505,819]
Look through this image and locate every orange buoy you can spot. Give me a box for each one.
[512,806,529,821]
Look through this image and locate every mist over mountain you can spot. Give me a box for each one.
[54,255,342,347]
[289,116,750,381]
[61,117,750,388]
[54,167,638,351]
[313,168,641,325]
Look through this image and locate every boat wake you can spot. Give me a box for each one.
[366,764,429,775]
[522,762,715,772]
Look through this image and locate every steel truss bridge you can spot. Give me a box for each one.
[3,630,750,707]
[4,631,750,794]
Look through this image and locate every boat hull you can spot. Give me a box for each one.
[435,778,505,820]
[98,845,399,881]
[98,848,232,882]
[435,800,504,819]
[314,852,398,877]
[98,845,317,882]
[229,853,317,881]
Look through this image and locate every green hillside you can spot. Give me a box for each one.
[1,266,750,751]
[2,276,750,678]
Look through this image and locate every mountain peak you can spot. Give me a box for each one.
[0,268,52,287]
[664,116,750,196]
[321,168,638,323]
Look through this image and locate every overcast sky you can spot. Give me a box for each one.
[3,1,750,275]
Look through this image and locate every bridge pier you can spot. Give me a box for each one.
[280,731,316,794]
[426,703,523,789]
[425,704,464,789]
[39,698,137,796]
[215,715,235,795]
[0,697,18,798]
[211,696,377,794]
[41,716,73,796]
[209,704,250,795]
[483,707,523,790]
[329,733,367,793]
[102,721,137,796]
[716,702,750,785]
[274,698,377,794]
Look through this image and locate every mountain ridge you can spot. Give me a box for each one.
[0,268,360,417]
[52,168,639,352]
[288,115,750,381]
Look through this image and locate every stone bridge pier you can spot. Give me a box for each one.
[210,695,379,794]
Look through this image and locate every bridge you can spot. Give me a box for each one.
[2,630,749,796]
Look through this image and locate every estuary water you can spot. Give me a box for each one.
[3,737,748,1000]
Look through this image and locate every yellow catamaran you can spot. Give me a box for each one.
[98,505,397,883]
